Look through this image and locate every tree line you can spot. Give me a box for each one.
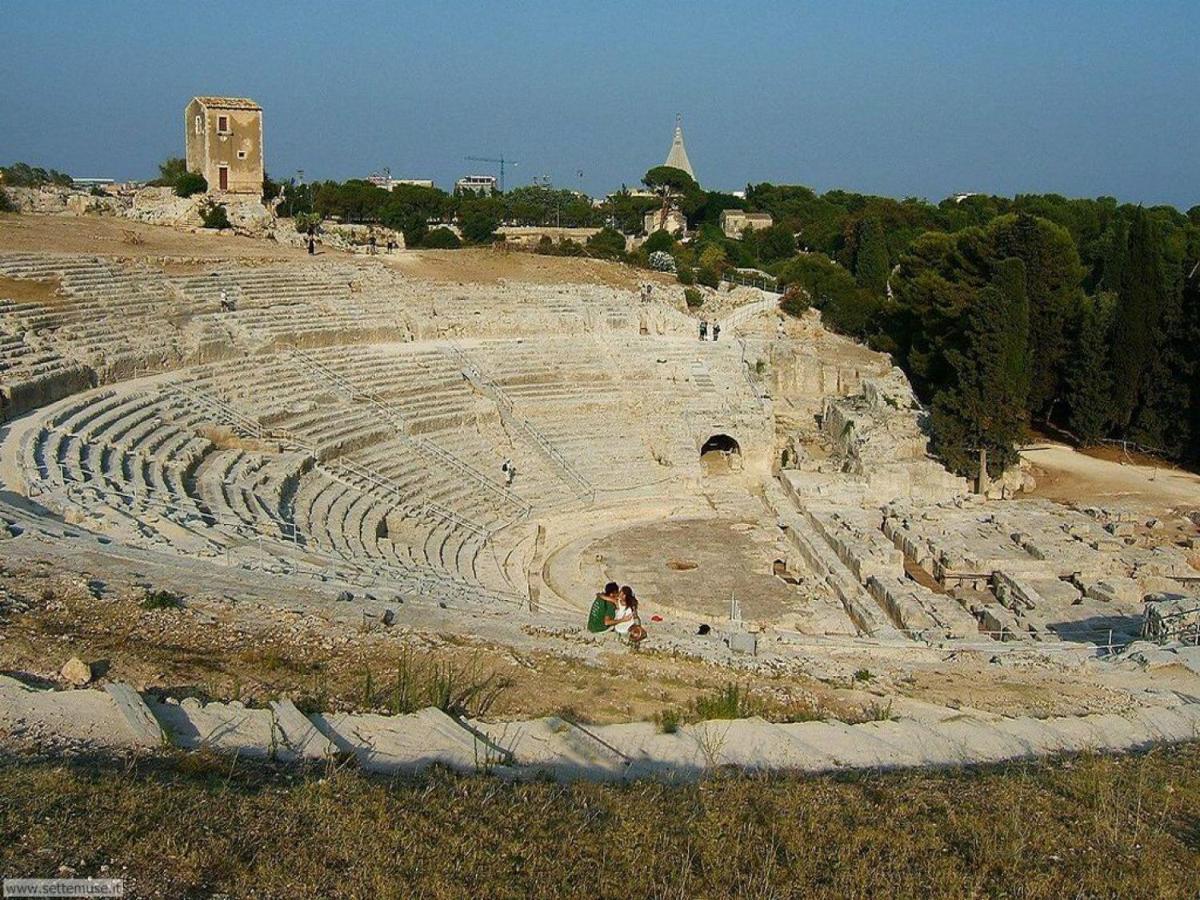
[748,187,1200,475]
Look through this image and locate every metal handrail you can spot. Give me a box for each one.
[445,341,594,502]
[288,346,531,516]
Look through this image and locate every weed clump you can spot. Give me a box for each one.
[141,589,183,611]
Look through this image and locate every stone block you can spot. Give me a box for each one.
[728,632,758,656]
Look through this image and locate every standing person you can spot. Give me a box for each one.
[700,320,708,341]
[713,323,721,342]
[368,234,377,255]
[587,582,621,633]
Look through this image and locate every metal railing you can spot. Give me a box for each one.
[444,341,595,503]
[288,346,532,517]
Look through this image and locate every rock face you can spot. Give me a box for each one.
[126,187,273,234]
[1142,595,1200,643]
[61,657,94,687]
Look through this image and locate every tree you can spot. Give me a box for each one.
[174,171,207,198]
[852,218,889,295]
[989,213,1083,418]
[642,165,698,198]
[930,258,1031,477]
[0,162,73,188]
[381,184,451,247]
[458,197,501,244]
[262,172,282,203]
[1110,208,1165,430]
[1065,293,1115,444]
[756,223,797,264]
[152,157,187,188]
[421,227,461,249]
[585,227,626,260]
[276,181,315,218]
[0,188,16,213]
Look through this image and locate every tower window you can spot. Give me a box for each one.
[194,115,202,135]
[217,115,230,134]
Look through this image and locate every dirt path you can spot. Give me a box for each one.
[1022,441,1200,515]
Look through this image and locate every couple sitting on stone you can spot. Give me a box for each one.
[587,581,645,643]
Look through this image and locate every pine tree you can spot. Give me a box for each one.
[853,217,890,296]
[1110,208,1165,430]
[1065,293,1114,444]
[931,258,1031,477]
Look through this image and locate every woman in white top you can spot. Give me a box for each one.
[613,585,641,635]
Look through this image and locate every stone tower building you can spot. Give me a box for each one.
[184,96,263,194]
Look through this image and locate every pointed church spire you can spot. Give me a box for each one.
[664,113,695,181]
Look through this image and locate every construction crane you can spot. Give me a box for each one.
[464,155,518,193]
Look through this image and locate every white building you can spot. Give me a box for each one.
[455,174,497,196]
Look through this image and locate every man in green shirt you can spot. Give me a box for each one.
[586,582,621,633]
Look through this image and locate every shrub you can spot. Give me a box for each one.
[174,171,208,198]
[696,266,720,289]
[556,238,585,257]
[200,200,231,230]
[0,188,16,213]
[534,235,556,255]
[293,212,321,234]
[648,250,676,272]
[585,226,627,260]
[684,287,704,309]
[642,229,676,255]
[421,227,461,249]
[677,265,695,285]
[698,244,727,273]
[781,284,810,316]
[141,589,183,611]
[657,708,681,734]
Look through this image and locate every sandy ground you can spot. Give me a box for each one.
[586,516,807,623]
[380,244,677,290]
[0,212,321,263]
[1022,441,1200,516]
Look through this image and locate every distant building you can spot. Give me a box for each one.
[663,114,695,181]
[644,206,687,236]
[367,173,435,190]
[719,210,774,239]
[455,174,497,196]
[184,96,263,194]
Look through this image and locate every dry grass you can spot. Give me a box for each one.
[1,561,884,726]
[1,746,1198,898]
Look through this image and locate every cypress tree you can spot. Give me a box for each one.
[853,217,890,296]
[989,213,1083,420]
[931,257,1031,477]
[1110,208,1165,430]
[1065,293,1115,445]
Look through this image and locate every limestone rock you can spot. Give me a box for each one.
[61,657,94,687]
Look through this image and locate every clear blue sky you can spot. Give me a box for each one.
[2,0,1197,208]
